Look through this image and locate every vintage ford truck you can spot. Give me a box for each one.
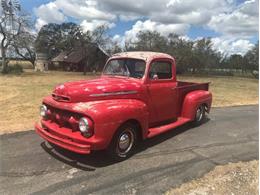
[35,51,212,160]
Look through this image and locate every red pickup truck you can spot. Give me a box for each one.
[35,51,212,160]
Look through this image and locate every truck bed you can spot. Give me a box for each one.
[175,81,210,115]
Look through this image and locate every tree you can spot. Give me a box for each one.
[226,54,244,70]
[35,22,109,74]
[167,33,194,73]
[35,22,82,58]
[107,39,122,55]
[126,30,168,52]
[12,32,36,66]
[0,0,21,72]
[244,42,259,78]
[192,38,220,73]
[80,25,109,75]
[0,0,35,72]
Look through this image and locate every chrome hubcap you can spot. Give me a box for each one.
[119,134,130,150]
[117,129,134,156]
[196,107,203,121]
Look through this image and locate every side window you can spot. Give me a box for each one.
[149,61,172,80]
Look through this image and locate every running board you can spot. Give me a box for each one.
[147,117,190,138]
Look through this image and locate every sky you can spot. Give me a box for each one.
[19,0,259,56]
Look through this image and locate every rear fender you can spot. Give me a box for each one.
[181,90,212,120]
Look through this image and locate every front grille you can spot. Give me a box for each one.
[45,105,81,131]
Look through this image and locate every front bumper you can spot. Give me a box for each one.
[35,122,91,154]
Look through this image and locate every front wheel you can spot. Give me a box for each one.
[107,123,138,161]
[191,105,206,127]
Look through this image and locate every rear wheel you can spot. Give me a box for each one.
[191,105,206,127]
[107,123,138,161]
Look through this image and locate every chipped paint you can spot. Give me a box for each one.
[52,77,142,103]
[111,51,174,62]
[73,102,94,111]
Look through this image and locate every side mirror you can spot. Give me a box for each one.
[152,74,158,80]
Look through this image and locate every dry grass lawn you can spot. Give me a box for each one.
[0,70,258,134]
[179,75,259,107]
[8,60,33,69]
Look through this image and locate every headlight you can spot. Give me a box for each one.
[79,117,93,137]
[79,117,89,132]
[40,105,47,117]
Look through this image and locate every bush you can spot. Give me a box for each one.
[251,70,259,79]
[2,64,24,74]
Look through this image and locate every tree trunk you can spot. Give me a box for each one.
[1,47,8,73]
[83,58,88,75]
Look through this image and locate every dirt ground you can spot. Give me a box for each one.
[166,160,259,195]
[0,70,258,134]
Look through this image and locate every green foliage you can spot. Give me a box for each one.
[34,24,258,77]
[2,64,23,74]
[35,22,83,58]
[244,42,259,74]
[35,22,109,60]
[125,30,258,77]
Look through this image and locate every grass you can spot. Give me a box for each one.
[8,60,33,69]
[0,70,258,134]
[178,75,259,107]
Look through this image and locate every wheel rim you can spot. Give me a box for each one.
[117,129,134,156]
[196,106,203,122]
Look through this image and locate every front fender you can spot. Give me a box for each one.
[43,97,149,149]
[73,99,149,147]
[181,90,212,120]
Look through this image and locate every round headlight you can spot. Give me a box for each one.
[79,117,89,133]
[40,105,48,117]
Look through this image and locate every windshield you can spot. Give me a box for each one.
[103,58,146,79]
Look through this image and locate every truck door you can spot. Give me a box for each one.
[147,59,177,125]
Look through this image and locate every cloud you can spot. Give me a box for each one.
[157,0,234,25]
[33,0,258,55]
[109,19,190,48]
[102,0,234,25]
[34,2,66,30]
[34,0,116,31]
[212,37,254,56]
[208,0,259,37]
[54,0,115,21]
[124,20,190,42]
[80,20,115,32]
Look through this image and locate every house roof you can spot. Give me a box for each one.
[51,51,69,62]
[52,45,109,64]
[51,49,84,64]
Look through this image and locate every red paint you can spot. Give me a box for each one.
[35,52,212,154]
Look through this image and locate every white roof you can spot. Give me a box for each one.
[111,51,174,61]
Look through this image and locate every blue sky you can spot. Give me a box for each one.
[20,0,258,55]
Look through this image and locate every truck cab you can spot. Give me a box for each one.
[35,51,212,160]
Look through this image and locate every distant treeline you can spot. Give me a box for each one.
[2,18,258,78]
[111,31,258,78]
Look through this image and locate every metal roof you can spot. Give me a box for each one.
[111,51,174,61]
[51,45,109,64]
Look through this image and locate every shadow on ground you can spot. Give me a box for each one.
[41,118,210,171]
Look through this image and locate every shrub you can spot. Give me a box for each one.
[2,64,24,74]
[252,70,259,79]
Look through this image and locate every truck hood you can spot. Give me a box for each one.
[52,77,142,103]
